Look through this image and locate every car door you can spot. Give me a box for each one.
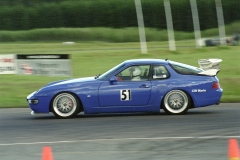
[98,65,152,107]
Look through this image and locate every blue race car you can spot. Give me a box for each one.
[27,59,222,118]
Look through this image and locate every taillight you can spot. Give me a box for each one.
[212,82,220,89]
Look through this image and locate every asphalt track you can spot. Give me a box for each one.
[0,103,239,160]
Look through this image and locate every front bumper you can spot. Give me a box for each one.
[27,91,50,113]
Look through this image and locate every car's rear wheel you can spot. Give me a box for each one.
[163,90,189,115]
[52,92,80,118]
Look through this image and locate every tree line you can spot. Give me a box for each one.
[0,0,239,31]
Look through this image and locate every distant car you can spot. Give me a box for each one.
[27,59,223,118]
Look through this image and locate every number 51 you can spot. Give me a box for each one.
[120,90,131,101]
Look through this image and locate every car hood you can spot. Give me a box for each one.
[44,77,97,88]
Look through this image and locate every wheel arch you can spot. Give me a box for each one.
[49,91,84,113]
[181,89,194,109]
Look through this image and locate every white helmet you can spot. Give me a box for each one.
[130,66,142,77]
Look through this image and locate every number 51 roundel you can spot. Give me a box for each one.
[120,90,131,101]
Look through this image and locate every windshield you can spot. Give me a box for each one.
[97,62,125,80]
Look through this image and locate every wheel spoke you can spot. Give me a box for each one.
[52,93,78,118]
[164,90,189,114]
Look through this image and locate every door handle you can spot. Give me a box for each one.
[140,84,149,88]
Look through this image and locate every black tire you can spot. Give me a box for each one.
[163,90,189,115]
[51,92,80,118]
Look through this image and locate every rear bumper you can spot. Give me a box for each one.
[194,88,223,107]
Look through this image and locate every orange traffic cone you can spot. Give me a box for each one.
[228,139,240,160]
[42,146,54,160]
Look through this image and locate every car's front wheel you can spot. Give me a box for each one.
[52,92,80,118]
[163,90,189,115]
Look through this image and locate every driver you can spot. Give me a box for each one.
[129,66,142,81]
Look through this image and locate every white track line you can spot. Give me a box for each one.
[0,136,240,146]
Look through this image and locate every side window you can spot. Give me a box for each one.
[116,65,150,81]
[152,65,170,79]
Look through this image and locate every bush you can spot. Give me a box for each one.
[0,0,239,32]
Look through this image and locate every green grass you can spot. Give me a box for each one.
[0,41,239,108]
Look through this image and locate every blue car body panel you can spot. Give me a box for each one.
[27,59,223,114]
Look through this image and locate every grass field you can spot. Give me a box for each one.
[0,41,240,108]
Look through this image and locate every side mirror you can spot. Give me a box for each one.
[109,76,117,84]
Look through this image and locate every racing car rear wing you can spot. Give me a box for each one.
[198,58,222,70]
[198,69,220,76]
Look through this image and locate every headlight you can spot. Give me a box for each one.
[28,99,39,104]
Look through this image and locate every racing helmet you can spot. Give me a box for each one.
[130,66,142,77]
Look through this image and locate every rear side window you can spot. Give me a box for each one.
[169,61,202,75]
